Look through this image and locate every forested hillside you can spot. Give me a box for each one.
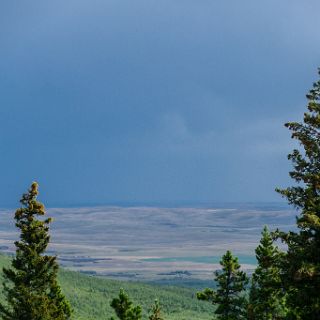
[0,254,214,320]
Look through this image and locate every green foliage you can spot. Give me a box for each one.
[59,269,213,320]
[197,250,248,320]
[149,300,164,320]
[276,69,320,319]
[110,289,142,320]
[0,254,214,320]
[248,226,287,320]
[0,183,72,320]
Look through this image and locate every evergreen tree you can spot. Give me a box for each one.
[248,226,287,320]
[247,279,259,320]
[275,69,320,319]
[197,250,248,320]
[0,182,72,320]
[110,289,142,320]
[149,300,164,320]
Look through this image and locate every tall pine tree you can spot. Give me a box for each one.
[248,226,287,320]
[197,250,248,320]
[275,68,320,319]
[0,182,72,320]
[110,289,142,320]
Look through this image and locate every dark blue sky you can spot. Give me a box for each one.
[1,1,320,206]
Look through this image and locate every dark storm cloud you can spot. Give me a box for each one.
[0,0,319,205]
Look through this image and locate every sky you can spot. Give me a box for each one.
[0,0,320,207]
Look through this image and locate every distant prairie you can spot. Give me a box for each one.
[0,204,295,282]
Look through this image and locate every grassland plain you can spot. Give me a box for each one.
[0,254,215,320]
[0,205,294,282]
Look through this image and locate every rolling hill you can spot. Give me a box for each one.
[0,254,215,320]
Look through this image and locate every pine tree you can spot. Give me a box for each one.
[248,226,287,320]
[110,289,142,320]
[275,69,320,319]
[197,250,248,320]
[149,300,164,320]
[0,182,72,320]
[247,279,259,320]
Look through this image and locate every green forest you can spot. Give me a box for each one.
[0,70,320,320]
[0,254,214,320]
